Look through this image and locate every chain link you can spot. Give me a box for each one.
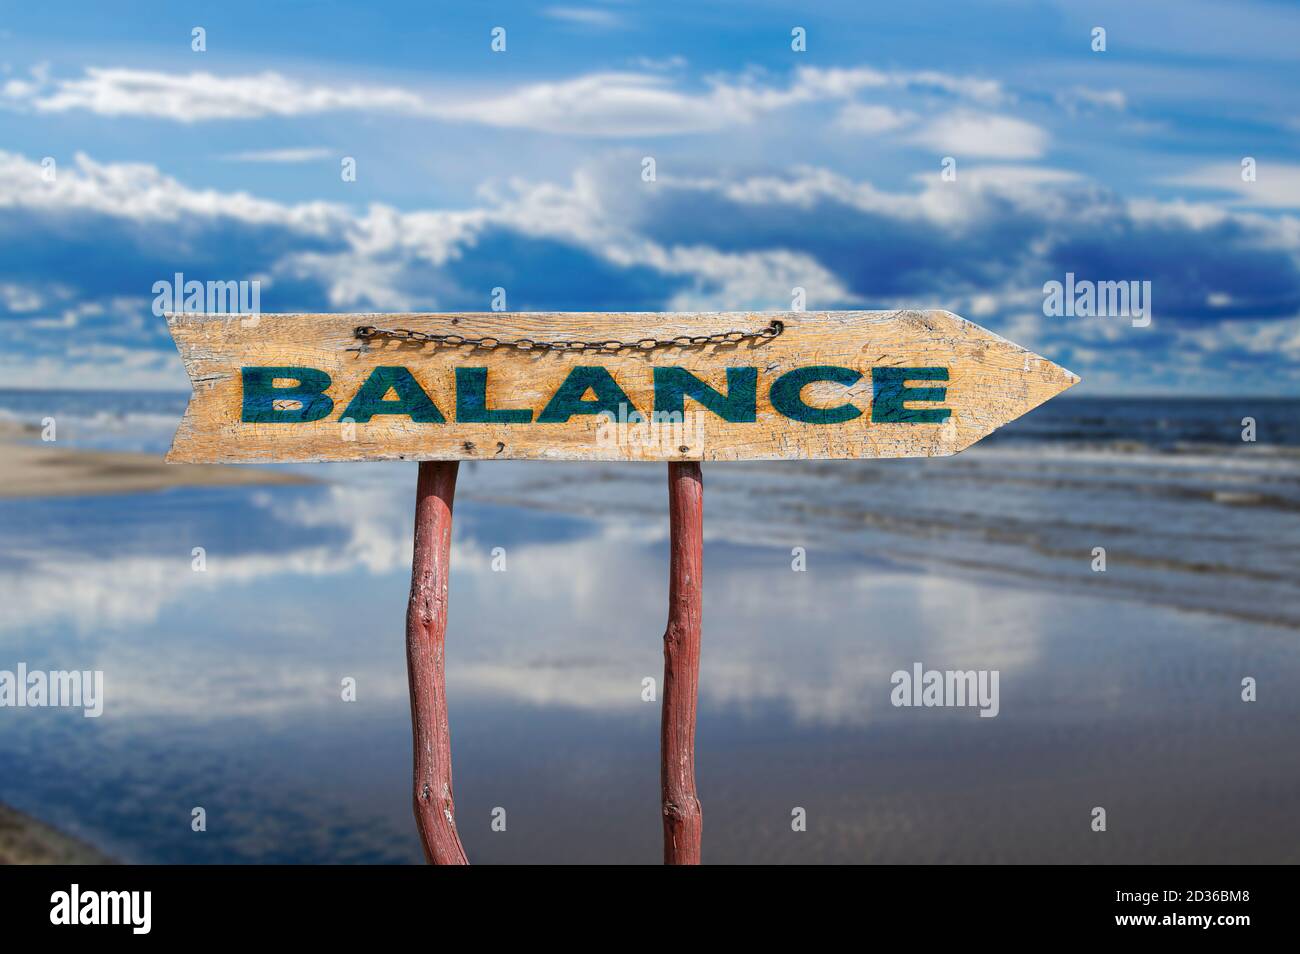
[353,319,783,352]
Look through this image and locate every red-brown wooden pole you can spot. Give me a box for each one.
[407,460,469,865]
[661,461,704,864]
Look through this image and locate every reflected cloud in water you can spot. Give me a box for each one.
[2,456,1298,863]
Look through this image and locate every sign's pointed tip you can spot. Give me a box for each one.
[1054,363,1082,393]
[929,307,1080,389]
[1016,343,1079,393]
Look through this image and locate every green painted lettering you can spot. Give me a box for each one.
[769,365,862,424]
[241,366,334,423]
[455,368,532,423]
[871,367,950,423]
[341,366,445,423]
[537,366,637,423]
[653,367,757,422]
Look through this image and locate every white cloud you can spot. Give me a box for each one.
[909,110,1050,159]
[895,69,1005,106]
[6,145,1295,391]
[1056,86,1127,112]
[671,162,1079,226]
[0,149,859,376]
[1163,161,1300,209]
[0,150,343,233]
[31,68,426,121]
[2,76,42,98]
[434,71,738,135]
[14,63,1009,137]
[0,281,45,312]
[655,246,852,311]
[918,164,1080,189]
[628,55,687,72]
[221,147,332,163]
[543,6,626,29]
[0,344,188,390]
[835,103,915,134]
[1179,315,1300,360]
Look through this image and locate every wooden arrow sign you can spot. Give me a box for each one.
[162,308,1079,866]
[165,310,1078,463]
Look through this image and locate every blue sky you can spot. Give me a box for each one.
[1,0,1298,392]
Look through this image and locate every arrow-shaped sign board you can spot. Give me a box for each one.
[165,310,1078,463]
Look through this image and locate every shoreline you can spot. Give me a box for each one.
[0,422,312,498]
[0,801,113,864]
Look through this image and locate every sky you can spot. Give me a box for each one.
[1,0,1298,393]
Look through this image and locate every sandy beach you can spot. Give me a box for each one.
[0,802,112,864]
[0,421,310,498]
[0,419,306,863]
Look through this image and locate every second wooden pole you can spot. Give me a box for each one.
[661,461,704,865]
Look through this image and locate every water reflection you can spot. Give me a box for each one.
[2,472,1298,862]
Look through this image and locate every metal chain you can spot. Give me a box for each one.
[353,319,783,352]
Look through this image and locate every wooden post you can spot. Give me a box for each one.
[406,460,469,865]
[661,461,704,865]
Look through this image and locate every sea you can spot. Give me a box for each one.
[0,389,1297,863]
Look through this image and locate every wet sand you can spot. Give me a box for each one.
[1,395,1296,863]
[0,802,113,864]
[0,422,310,497]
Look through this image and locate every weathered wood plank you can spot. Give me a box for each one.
[165,310,1078,463]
